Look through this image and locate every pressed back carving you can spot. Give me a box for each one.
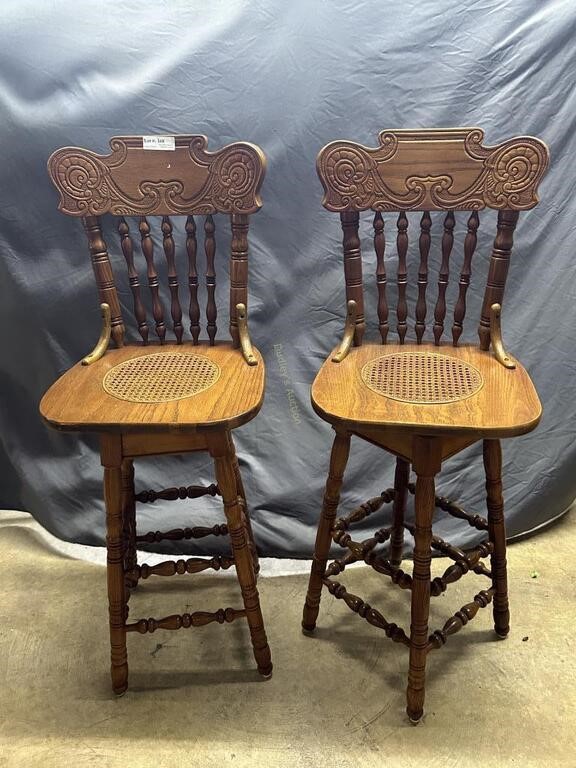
[47,136,266,347]
[317,128,549,347]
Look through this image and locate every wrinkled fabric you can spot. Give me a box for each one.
[0,0,574,556]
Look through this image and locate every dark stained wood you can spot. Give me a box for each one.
[101,434,128,694]
[83,216,125,348]
[452,211,479,345]
[433,211,455,345]
[204,215,217,345]
[396,212,408,343]
[427,588,495,651]
[415,212,431,344]
[161,216,183,344]
[135,483,219,503]
[305,130,548,720]
[406,436,441,722]
[483,439,510,638]
[340,212,365,346]
[302,430,351,633]
[136,523,228,543]
[478,210,519,350]
[48,135,266,216]
[227,430,259,574]
[139,216,166,342]
[43,135,271,695]
[118,217,148,344]
[126,607,246,633]
[130,554,234,580]
[390,457,409,566]
[323,577,410,645]
[316,128,549,212]
[121,458,138,591]
[207,431,272,676]
[333,489,394,530]
[373,211,389,343]
[185,215,201,344]
[230,214,249,348]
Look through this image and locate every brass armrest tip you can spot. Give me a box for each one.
[331,299,357,364]
[82,303,111,366]
[490,303,516,370]
[236,303,258,366]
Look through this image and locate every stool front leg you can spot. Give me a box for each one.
[209,432,272,678]
[227,432,259,575]
[302,429,351,633]
[407,436,441,723]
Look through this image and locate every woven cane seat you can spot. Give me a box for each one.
[103,352,221,403]
[361,351,483,404]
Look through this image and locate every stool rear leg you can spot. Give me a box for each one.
[390,457,409,567]
[483,439,510,638]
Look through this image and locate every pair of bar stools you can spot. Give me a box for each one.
[41,128,549,723]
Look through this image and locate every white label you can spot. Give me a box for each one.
[142,135,176,151]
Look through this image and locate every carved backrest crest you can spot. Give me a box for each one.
[316,128,549,348]
[317,128,548,212]
[47,135,266,348]
[48,135,265,216]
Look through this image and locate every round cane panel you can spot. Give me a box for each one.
[361,352,483,404]
[103,352,221,403]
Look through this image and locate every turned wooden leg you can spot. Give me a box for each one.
[407,436,441,724]
[227,432,259,575]
[302,429,351,633]
[122,459,138,591]
[209,432,272,678]
[390,457,409,567]
[483,439,510,639]
[101,435,129,695]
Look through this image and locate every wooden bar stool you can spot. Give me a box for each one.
[302,128,549,722]
[41,135,272,694]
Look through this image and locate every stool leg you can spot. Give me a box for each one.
[209,432,272,678]
[227,432,259,575]
[390,457,409,567]
[407,436,441,724]
[101,436,129,695]
[483,439,510,639]
[302,429,351,633]
[122,459,138,591]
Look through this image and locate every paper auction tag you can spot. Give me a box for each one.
[142,136,176,151]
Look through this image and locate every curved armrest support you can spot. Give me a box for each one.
[332,300,357,363]
[490,303,516,370]
[236,303,258,366]
[81,303,111,366]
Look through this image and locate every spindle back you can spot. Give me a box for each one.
[48,135,266,349]
[316,128,549,349]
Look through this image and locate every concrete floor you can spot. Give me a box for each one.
[1,510,575,767]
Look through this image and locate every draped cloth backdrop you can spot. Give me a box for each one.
[0,0,574,556]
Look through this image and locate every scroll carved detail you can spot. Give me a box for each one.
[48,136,266,216]
[317,128,549,211]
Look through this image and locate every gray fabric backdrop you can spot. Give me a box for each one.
[0,0,574,557]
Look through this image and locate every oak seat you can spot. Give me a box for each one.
[311,343,541,437]
[40,343,264,432]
